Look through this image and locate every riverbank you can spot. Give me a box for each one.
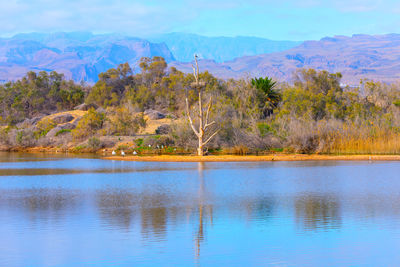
[3,147,400,162]
[103,154,400,162]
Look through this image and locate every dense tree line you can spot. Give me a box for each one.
[1,56,400,154]
[0,71,85,124]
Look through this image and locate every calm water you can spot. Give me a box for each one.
[1,153,400,266]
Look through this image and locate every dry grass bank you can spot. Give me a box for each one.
[323,131,400,155]
[41,110,88,124]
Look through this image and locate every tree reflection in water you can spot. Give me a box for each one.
[0,188,81,222]
[295,194,342,231]
[96,190,138,230]
[95,162,215,259]
[194,162,213,260]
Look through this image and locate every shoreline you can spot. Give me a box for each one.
[103,154,400,162]
[2,148,400,162]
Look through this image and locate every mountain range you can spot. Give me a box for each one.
[1,32,400,84]
[149,33,300,62]
[0,32,174,83]
[0,32,298,83]
[173,33,400,84]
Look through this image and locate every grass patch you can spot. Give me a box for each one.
[55,129,71,136]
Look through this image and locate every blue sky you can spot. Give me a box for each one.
[1,0,400,40]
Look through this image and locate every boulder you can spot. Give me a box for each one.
[46,126,63,138]
[52,114,74,124]
[29,116,45,125]
[70,117,82,128]
[16,115,45,127]
[155,124,171,135]
[96,107,106,114]
[74,103,97,111]
[166,114,177,120]
[144,109,166,120]
[46,123,76,138]
[60,123,76,130]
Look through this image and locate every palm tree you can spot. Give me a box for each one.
[251,77,281,117]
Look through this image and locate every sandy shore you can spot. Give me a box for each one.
[103,154,400,162]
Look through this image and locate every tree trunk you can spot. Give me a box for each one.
[186,54,220,156]
[198,136,204,156]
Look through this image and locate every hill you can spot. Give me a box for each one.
[149,32,300,62]
[0,32,175,83]
[171,34,400,84]
[3,32,400,84]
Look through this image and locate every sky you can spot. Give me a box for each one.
[1,0,400,40]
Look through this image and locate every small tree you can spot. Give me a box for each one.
[251,77,281,117]
[186,55,219,156]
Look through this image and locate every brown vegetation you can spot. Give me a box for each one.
[2,57,400,157]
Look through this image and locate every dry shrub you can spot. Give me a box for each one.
[15,128,36,147]
[103,107,146,136]
[231,145,249,155]
[169,120,197,150]
[323,127,400,154]
[284,118,320,153]
[281,116,400,154]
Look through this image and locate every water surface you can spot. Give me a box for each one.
[1,152,400,266]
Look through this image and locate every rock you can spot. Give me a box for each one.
[70,118,81,127]
[29,116,45,125]
[46,126,63,138]
[166,114,177,120]
[144,109,166,120]
[155,124,171,135]
[16,115,45,127]
[46,123,76,138]
[96,107,106,114]
[16,120,31,128]
[52,114,74,124]
[60,123,76,130]
[74,103,97,111]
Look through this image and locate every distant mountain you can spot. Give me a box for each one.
[3,32,400,85]
[0,32,175,83]
[149,32,301,62]
[0,31,301,83]
[171,33,400,84]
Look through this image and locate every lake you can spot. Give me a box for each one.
[1,152,400,266]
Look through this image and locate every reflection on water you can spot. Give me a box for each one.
[0,189,81,223]
[1,153,400,266]
[295,194,341,231]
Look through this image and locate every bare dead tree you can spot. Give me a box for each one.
[186,55,220,156]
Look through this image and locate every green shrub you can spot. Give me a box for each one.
[55,129,71,136]
[143,135,174,148]
[35,118,57,138]
[72,108,105,139]
[135,138,144,147]
[257,122,276,137]
[393,100,400,107]
[74,145,86,152]
[116,144,129,151]
[105,107,146,136]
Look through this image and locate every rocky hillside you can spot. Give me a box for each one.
[0,32,175,83]
[172,34,400,84]
[0,32,300,83]
[149,32,300,62]
[3,32,400,84]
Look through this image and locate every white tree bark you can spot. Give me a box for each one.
[186,55,220,156]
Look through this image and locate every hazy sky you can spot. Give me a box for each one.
[1,0,400,40]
